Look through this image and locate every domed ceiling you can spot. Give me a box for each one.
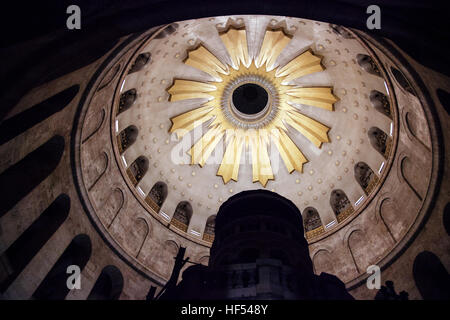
[111,15,396,242]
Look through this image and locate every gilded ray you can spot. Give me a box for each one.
[255,29,292,70]
[168,80,217,102]
[189,125,225,166]
[169,105,214,138]
[276,50,324,84]
[220,27,250,69]
[285,87,338,110]
[167,24,337,186]
[285,110,330,147]
[185,45,229,80]
[250,131,274,187]
[217,133,244,183]
[271,130,308,173]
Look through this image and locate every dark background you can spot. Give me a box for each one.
[1,0,449,121]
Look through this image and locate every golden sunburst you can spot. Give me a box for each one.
[167,26,338,187]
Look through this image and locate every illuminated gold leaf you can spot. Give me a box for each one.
[167,25,337,186]
[255,29,292,70]
[189,124,225,166]
[217,133,244,183]
[276,50,324,84]
[185,45,229,80]
[168,80,217,102]
[286,87,338,110]
[220,27,250,69]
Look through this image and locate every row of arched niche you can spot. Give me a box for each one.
[113,51,400,240]
[0,130,446,298]
[117,131,387,241]
[0,38,447,299]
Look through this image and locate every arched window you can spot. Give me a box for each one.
[391,67,415,95]
[413,251,450,300]
[171,201,193,232]
[354,162,379,195]
[0,135,65,218]
[87,265,124,300]
[368,127,392,159]
[117,125,138,154]
[128,53,151,74]
[202,215,216,243]
[0,85,79,146]
[145,181,168,212]
[302,207,324,239]
[0,194,70,292]
[126,156,149,186]
[357,54,381,77]
[330,189,354,223]
[32,234,92,300]
[369,90,391,118]
[118,89,137,114]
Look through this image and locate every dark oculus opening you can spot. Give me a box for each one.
[232,83,268,115]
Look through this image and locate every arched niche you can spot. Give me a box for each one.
[128,53,151,74]
[161,240,179,278]
[32,234,92,300]
[413,251,450,300]
[369,90,391,118]
[98,64,121,91]
[330,189,354,223]
[198,255,210,265]
[400,156,425,201]
[87,152,109,191]
[313,249,336,276]
[202,215,216,243]
[391,67,415,96]
[118,89,137,115]
[404,111,430,152]
[368,126,392,159]
[0,194,70,293]
[145,181,168,212]
[117,125,138,154]
[347,230,369,274]
[0,135,65,218]
[302,207,324,239]
[354,161,379,195]
[129,218,149,258]
[170,201,193,232]
[87,265,124,300]
[126,156,149,187]
[378,197,399,242]
[104,188,125,229]
[357,54,381,77]
[82,108,106,143]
